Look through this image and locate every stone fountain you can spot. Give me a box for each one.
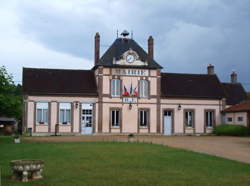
[10,159,44,182]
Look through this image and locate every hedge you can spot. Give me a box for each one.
[213,124,250,136]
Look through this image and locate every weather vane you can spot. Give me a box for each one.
[121,30,129,37]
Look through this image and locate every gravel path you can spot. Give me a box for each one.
[24,135,250,163]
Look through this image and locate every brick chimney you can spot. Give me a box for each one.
[207,64,214,75]
[148,36,154,58]
[94,32,100,65]
[231,71,237,83]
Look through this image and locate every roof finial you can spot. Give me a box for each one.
[116,30,119,38]
[121,30,129,38]
[131,30,133,39]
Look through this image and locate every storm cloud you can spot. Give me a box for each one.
[1,0,250,90]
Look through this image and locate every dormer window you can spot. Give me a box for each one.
[111,79,121,97]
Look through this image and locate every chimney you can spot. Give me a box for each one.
[148,36,154,58]
[94,32,100,65]
[207,64,214,75]
[231,71,237,83]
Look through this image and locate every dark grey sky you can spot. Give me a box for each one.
[1,0,250,90]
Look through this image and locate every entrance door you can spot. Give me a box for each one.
[164,111,173,135]
[81,103,93,134]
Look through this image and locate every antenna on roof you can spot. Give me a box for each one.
[121,30,129,38]
[131,30,133,39]
[116,30,119,38]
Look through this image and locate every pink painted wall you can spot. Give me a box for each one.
[24,67,225,135]
[36,125,49,132]
[101,102,158,134]
[50,102,57,132]
[27,101,34,129]
[25,97,223,134]
[160,98,222,134]
[25,96,98,134]
[225,112,248,127]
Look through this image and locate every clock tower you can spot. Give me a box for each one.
[93,31,162,134]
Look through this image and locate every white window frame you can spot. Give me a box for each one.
[111,79,121,97]
[205,110,215,128]
[36,102,48,124]
[139,80,149,98]
[139,109,149,128]
[111,109,120,128]
[59,103,71,125]
[82,109,93,127]
[185,110,194,127]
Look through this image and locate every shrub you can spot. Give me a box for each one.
[213,124,250,136]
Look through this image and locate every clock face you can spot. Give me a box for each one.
[126,54,135,63]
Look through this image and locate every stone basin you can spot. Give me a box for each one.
[10,159,44,182]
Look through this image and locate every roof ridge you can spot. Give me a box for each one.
[222,82,242,85]
[161,72,216,76]
[23,67,93,72]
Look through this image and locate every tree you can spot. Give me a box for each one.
[0,66,22,120]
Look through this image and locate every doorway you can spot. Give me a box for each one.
[163,110,173,135]
[81,103,93,134]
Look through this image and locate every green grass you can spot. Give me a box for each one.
[0,137,250,186]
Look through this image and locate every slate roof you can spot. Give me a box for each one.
[95,38,162,69]
[23,68,98,96]
[0,117,16,122]
[221,83,247,105]
[161,73,225,99]
[224,100,250,112]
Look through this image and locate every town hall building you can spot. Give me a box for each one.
[22,31,247,135]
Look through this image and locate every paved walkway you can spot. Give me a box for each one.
[24,135,250,163]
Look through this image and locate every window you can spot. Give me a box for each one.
[111,79,121,97]
[227,117,233,122]
[139,110,149,127]
[205,111,215,128]
[59,103,71,124]
[111,109,120,127]
[82,109,93,127]
[238,117,243,122]
[36,102,48,124]
[139,80,149,98]
[185,110,194,127]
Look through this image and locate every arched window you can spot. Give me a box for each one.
[111,79,121,97]
[139,80,149,98]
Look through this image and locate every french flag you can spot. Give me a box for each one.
[133,86,138,96]
[130,83,133,95]
[123,86,129,96]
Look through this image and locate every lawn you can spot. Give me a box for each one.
[0,137,250,186]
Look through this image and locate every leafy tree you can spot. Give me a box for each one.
[0,66,22,120]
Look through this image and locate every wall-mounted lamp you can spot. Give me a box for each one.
[129,102,132,110]
[75,102,79,109]
[178,104,181,110]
